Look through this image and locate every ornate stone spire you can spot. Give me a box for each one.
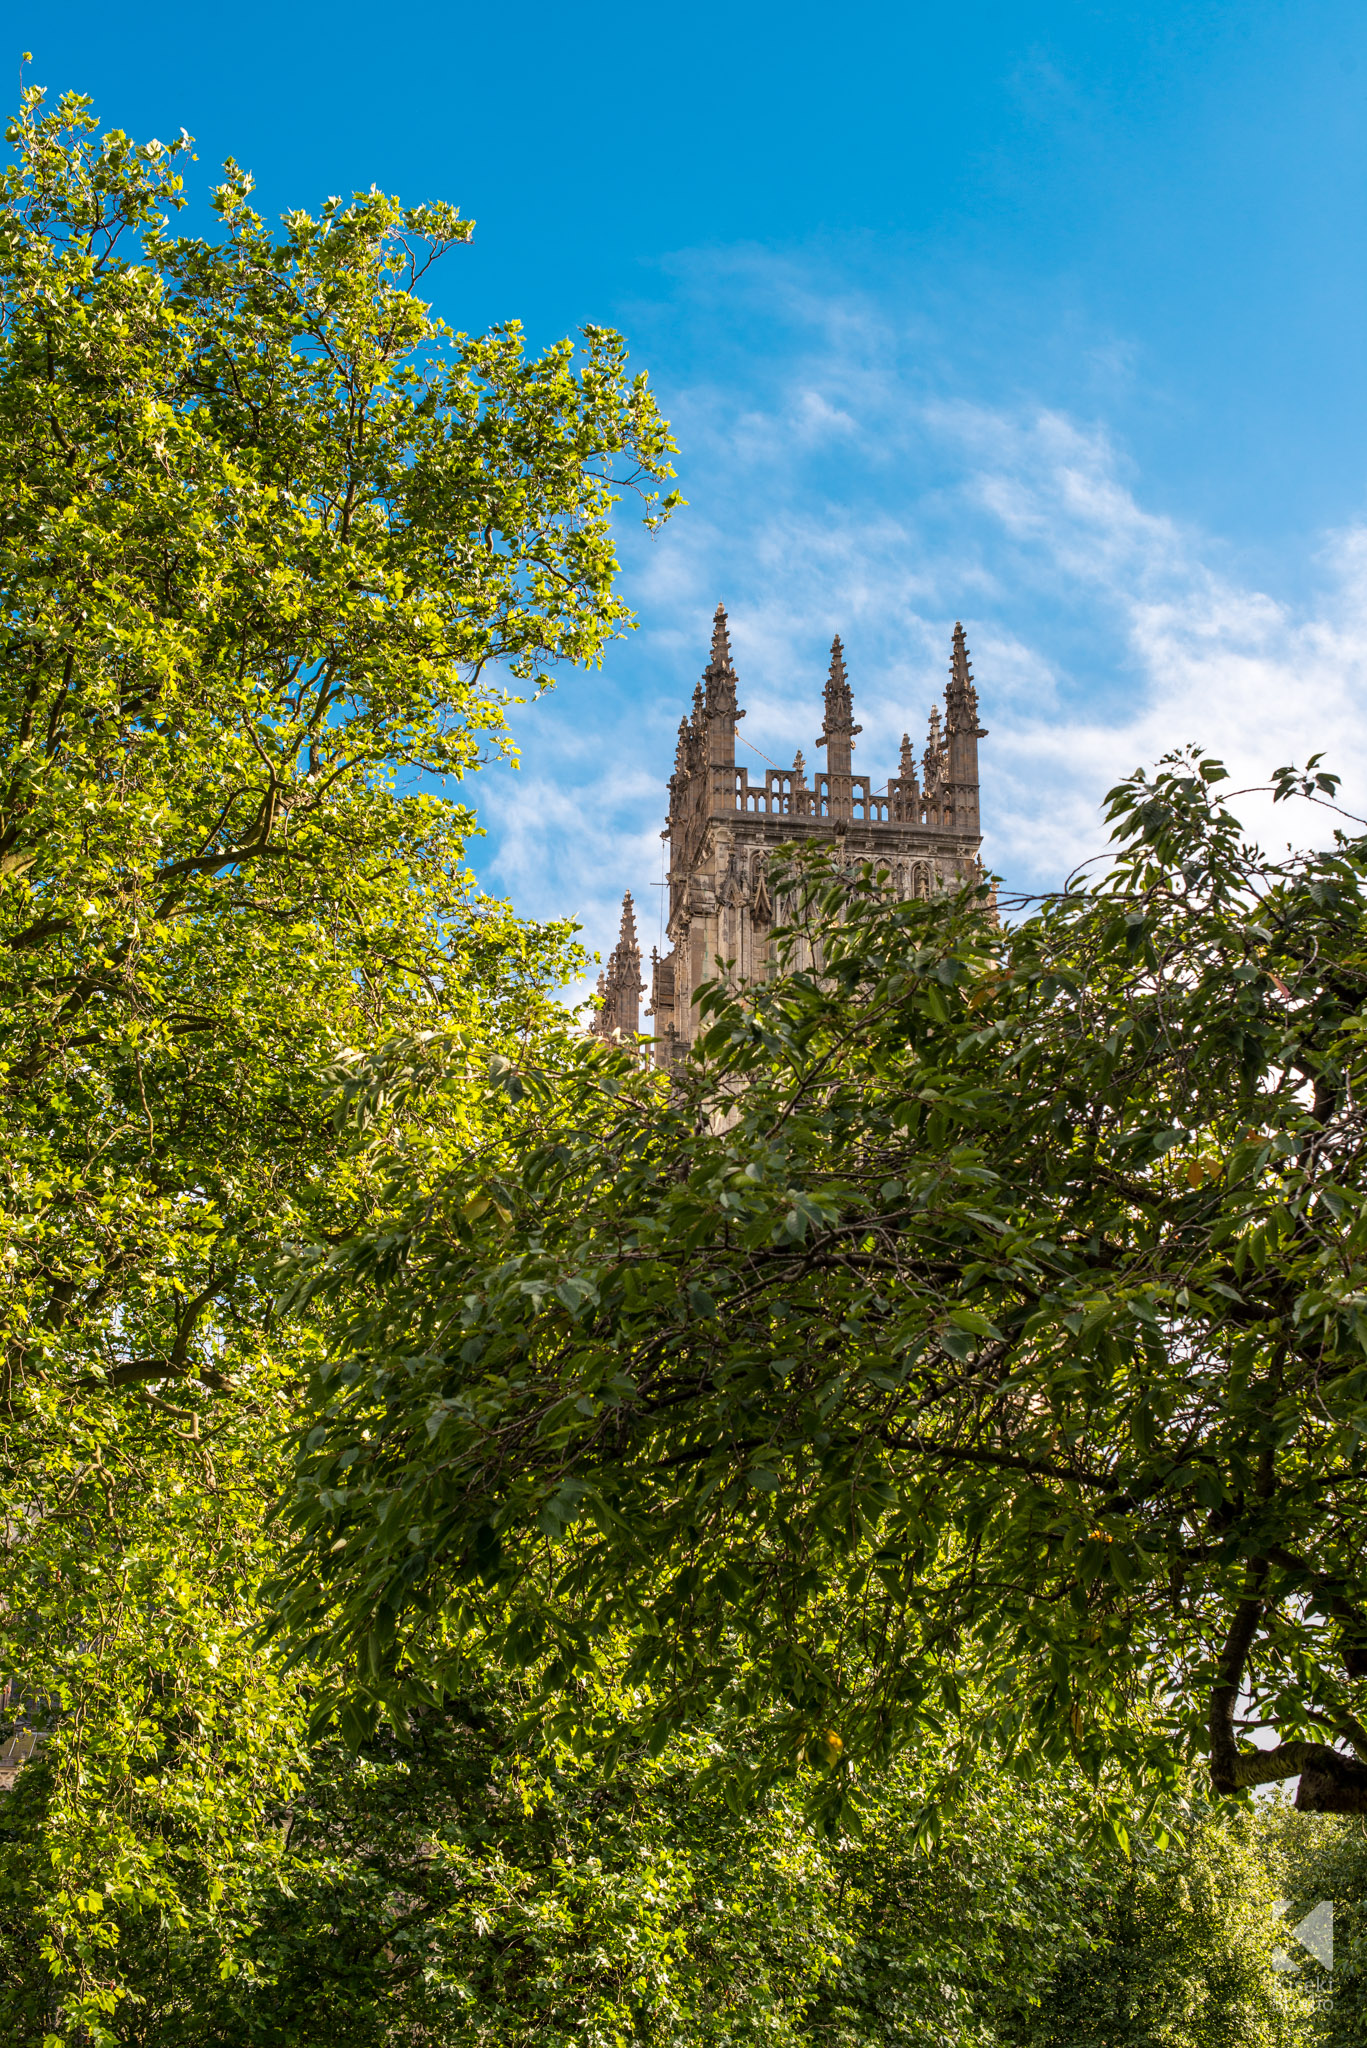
[945,621,985,736]
[703,602,739,719]
[942,621,985,836]
[818,635,858,742]
[702,601,745,765]
[893,730,921,823]
[792,748,807,788]
[617,889,640,961]
[816,634,862,778]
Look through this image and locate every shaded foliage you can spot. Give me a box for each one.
[282,754,1367,1824]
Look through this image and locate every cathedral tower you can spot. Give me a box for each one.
[594,607,987,1065]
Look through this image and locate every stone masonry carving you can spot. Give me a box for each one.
[591,605,987,1066]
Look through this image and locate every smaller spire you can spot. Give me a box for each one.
[792,748,807,787]
[893,731,921,824]
[618,889,640,955]
[591,892,644,1042]
[923,703,944,791]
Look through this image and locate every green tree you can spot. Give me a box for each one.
[280,752,1367,1823]
[1268,1797,1366,2044]
[0,1686,1309,2047]
[0,77,675,1406]
[1009,1800,1301,2048]
[9,1703,846,2047]
[0,82,676,2043]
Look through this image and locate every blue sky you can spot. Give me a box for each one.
[22,0,1367,966]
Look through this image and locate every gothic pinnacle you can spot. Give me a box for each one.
[703,600,741,722]
[946,621,985,736]
[924,703,944,790]
[708,601,734,676]
[817,633,862,749]
[618,890,640,953]
[590,890,645,1044]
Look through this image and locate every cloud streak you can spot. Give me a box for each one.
[471,254,1367,966]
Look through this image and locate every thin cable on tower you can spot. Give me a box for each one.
[739,728,784,771]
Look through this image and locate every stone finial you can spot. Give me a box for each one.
[892,730,922,823]
[826,632,849,708]
[815,633,863,785]
[792,748,807,788]
[704,601,735,691]
[816,634,862,749]
[946,621,985,737]
[617,889,641,960]
[703,600,744,742]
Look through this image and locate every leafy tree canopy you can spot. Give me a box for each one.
[0,79,675,1401]
[0,81,674,2042]
[280,752,1367,1822]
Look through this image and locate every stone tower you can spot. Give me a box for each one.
[593,605,987,1065]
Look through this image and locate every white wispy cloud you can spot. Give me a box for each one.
[472,254,1367,965]
[941,405,1367,878]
